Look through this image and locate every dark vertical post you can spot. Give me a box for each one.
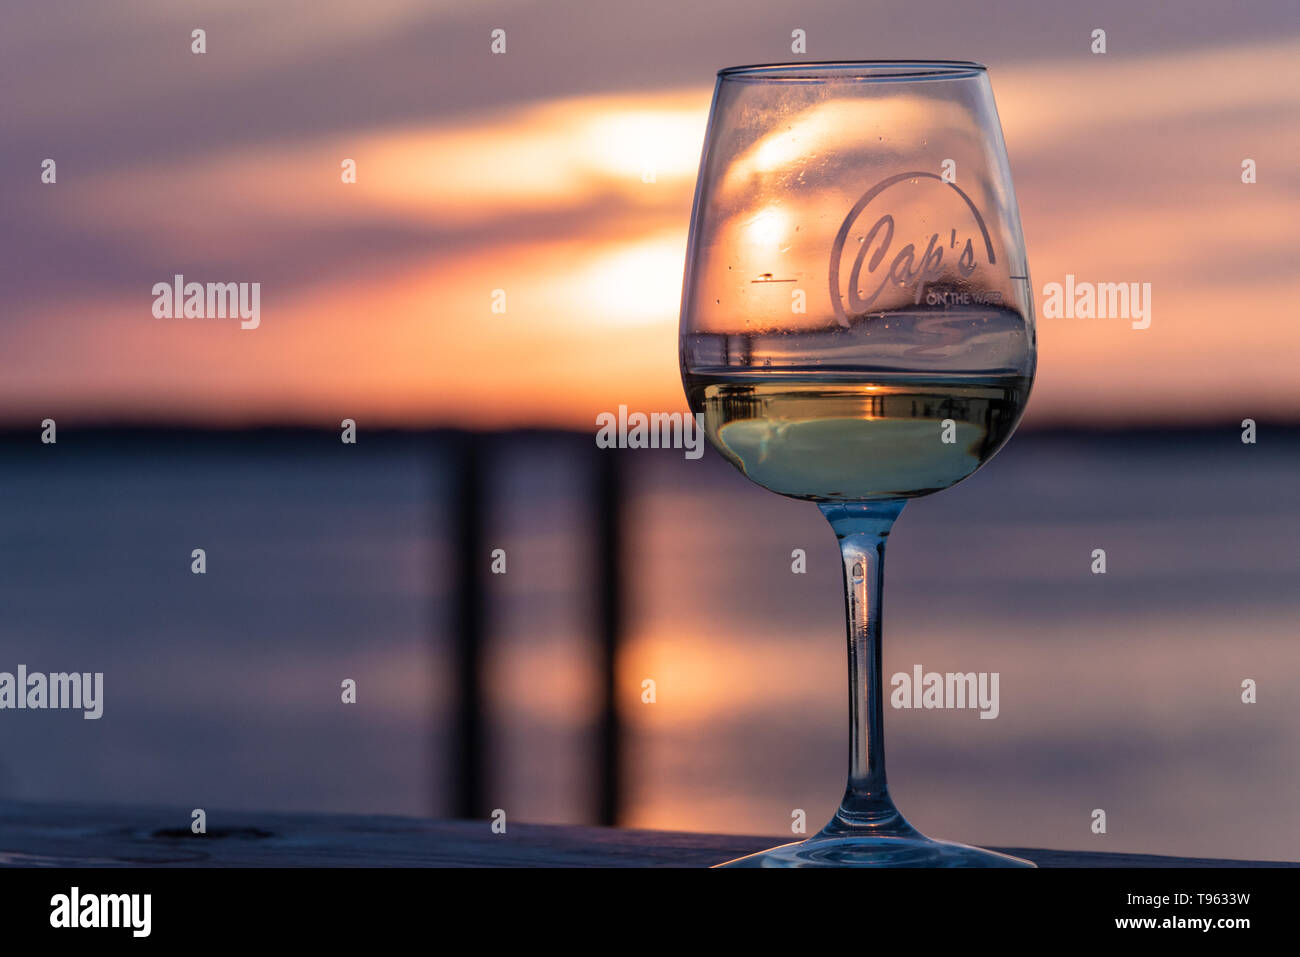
[451,431,486,819]
[594,446,623,826]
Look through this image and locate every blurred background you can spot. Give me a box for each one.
[1,0,1298,861]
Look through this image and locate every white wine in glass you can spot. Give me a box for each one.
[679,61,1037,866]
[685,370,1030,500]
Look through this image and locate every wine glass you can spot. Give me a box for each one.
[679,61,1037,866]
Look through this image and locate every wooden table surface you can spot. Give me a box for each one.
[0,801,1292,867]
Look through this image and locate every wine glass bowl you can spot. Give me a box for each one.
[679,61,1036,866]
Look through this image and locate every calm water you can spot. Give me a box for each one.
[0,427,1296,861]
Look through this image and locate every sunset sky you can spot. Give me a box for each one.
[2,0,1297,428]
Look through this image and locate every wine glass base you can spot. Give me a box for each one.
[714,834,1035,868]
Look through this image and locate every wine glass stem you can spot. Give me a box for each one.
[818,500,919,839]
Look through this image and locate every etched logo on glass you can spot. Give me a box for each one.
[829,171,997,327]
